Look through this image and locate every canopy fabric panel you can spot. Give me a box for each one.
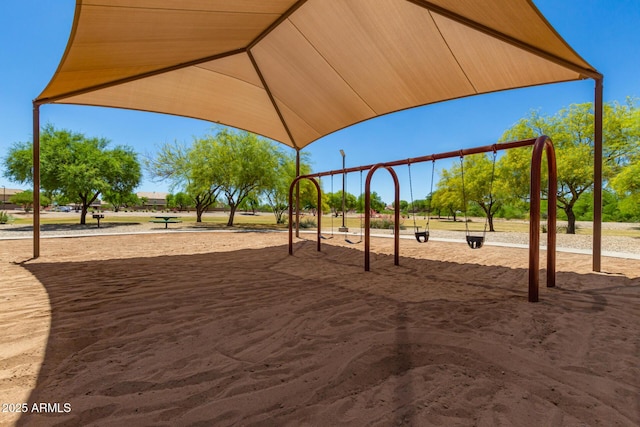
[37,0,599,149]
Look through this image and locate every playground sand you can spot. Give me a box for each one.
[1,231,638,426]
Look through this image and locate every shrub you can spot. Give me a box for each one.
[369,218,406,230]
[294,217,317,229]
[542,224,568,234]
[0,211,10,224]
[499,204,527,220]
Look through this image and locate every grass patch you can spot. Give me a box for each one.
[6,211,639,239]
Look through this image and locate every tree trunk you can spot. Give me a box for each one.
[488,214,495,232]
[486,202,495,232]
[227,204,238,226]
[80,206,88,224]
[565,207,577,234]
[80,192,99,225]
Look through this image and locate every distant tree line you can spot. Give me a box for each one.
[145,128,322,226]
[2,99,638,233]
[404,99,640,234]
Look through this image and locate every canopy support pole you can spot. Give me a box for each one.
[295,150,301,238]
[593,77,604,272]
[32,102,41,259]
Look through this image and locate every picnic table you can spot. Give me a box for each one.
[149,216,182,229]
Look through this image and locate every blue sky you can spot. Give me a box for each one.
[1,1,639,204]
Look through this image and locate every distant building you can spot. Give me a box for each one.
[136,191,169,209]
[1,187,24,210]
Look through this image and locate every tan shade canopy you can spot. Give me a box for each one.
[37,0,600,149]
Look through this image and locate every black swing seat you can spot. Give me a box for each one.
[320,235,333,240]
[414,231,429,243]
[466,235,484,249]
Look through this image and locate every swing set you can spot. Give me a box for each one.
[289,136,557,302]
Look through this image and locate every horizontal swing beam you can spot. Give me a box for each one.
[303,138,537,179]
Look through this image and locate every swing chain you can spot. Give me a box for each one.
[484,147,498,235]
[427,159,435,230]
[408,162,418,231]
[460,154,471,236]
[330,173,335,233]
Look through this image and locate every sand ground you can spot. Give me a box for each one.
[0,230,638,426]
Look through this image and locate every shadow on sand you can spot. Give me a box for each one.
[4,222,142,233]
[16,242,639,426]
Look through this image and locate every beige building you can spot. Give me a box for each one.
[0,187,24,209]
[136,191,169,210]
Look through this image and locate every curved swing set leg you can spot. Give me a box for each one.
[320,174,334,240]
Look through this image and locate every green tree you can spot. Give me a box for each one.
[501,110,590,234]
[432,167,464,222]
[166,192,193,212]
[345,192,358,212]
[9,190,50,212]
[238,191,261,214]
[500,100,640,233]
[396,199,410,214]
[195,129,280,226]
[137,196,148,210]
[602,99,640,174]
[610,163,640,220]
[608,103,640,220]
[414,198,432,215]
[357,191,385,213]
[326,190,356,216]
[101,147,142,212]
[460,154,501,231]
[3,124,141,224]
[145,141,219,222]
[326,191,342,216]
[263,150,313,224]
[103,190,138,212]
[573,189,623,222]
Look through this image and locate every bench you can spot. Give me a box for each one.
[92,214,104,228]
[149,218,182,229]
